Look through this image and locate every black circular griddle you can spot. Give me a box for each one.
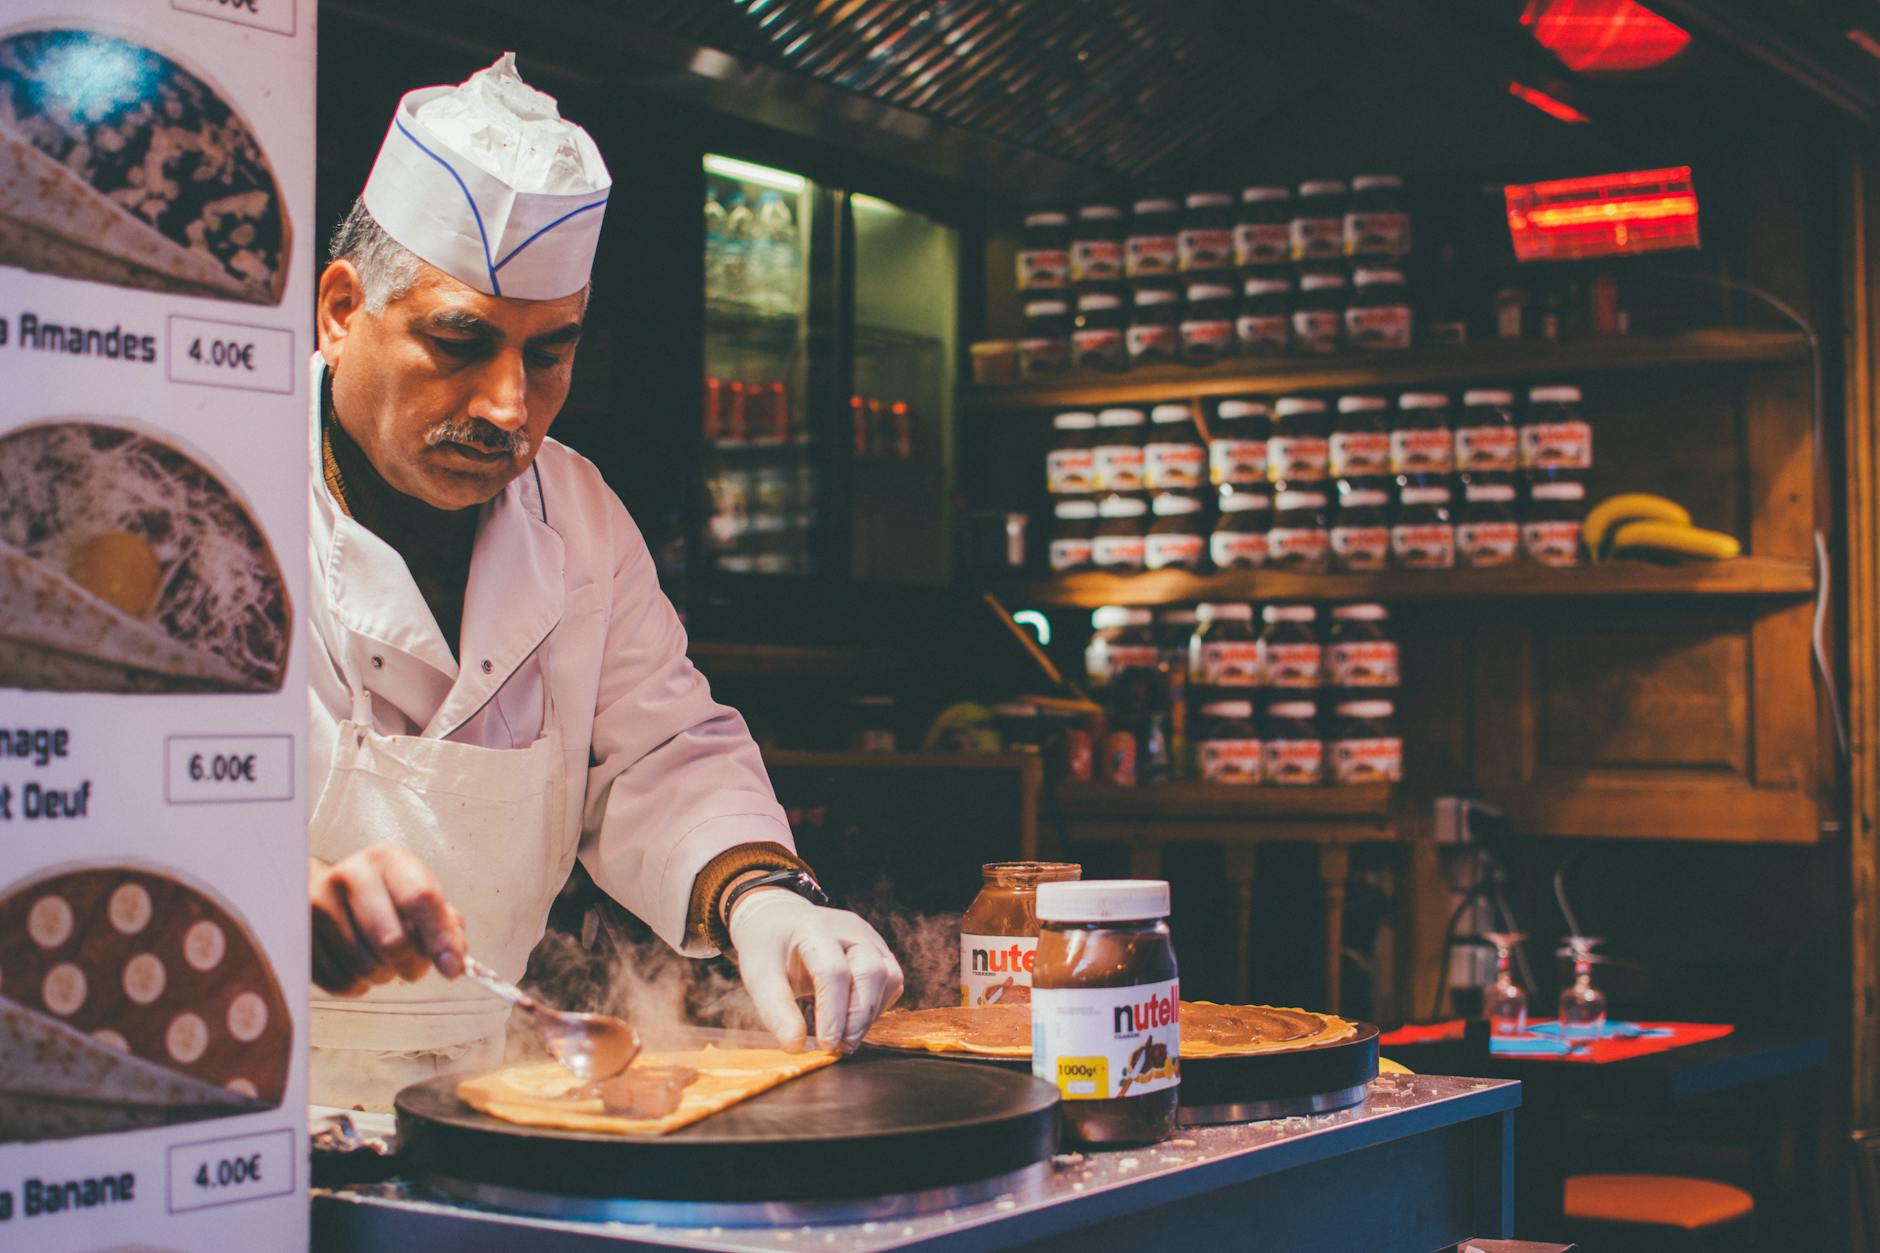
[394,1052,1058,1207]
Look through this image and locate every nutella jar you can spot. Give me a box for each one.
[1524,480,1587,566]
[1393,482,1457,570]
[1331,700,1403,784]
[1391,392,1456,477]
[1264,699,1326,786]
[1032,880,1180,1147]
[1196,700,1263,784]
[1344,174,1412,258]
[1209,398,1270,488]
[1145,493,1207,571]
[1235,185,1292,268]
[1072,289,1128,371]
[1179,191,1236,272]
[1329,604,1400,690]
[1093,494,1149,571]
[1520,385,1592,474]
[1346,267,1413,351]
[1094,408,1148,491]
[1293,273,1347,354]
[1210,488,1271,570]
[1049,498,1099,574]
[1180,278,1239,363]
[1189,603,1261,689]
[1456,389,1519,478]
[1260,605,1323,689]
[1237,273,1293,355]
[1017,209,1070,291]
[1086,606,1158,687]
[1331,395,1392,480]
[1331,480,1392,572]
[1047,411,1100,496]
[1144,404,1206,490]
[1291,179,1348,262]
[1126,196,1181,278]
[1127,281,1181,365]
[1020,299,1071,376]
[1268,490,1331,572]
[1269,397,1331,486]
[1071,204,1126,285]
[1457,482,1520,567]
[961,861,1083,1007]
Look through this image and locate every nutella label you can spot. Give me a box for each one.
[1144,442,1205,489]
[1019,337,1067,371]
[1269,435,1329,481]
[1263,642,1323,688]
[1458,521,1520,566]
[1210,529,1268,569]
[1106,644,1161,674]
[1178,227,1234,272]
[1523,520,1584,566]
[1072,239,1124,284]
[1333,737,1403,784]
[1344,211,1411,256]
[1199,738,1264,783]
[1234,222,1291,266]
[1196,641,1262,687]
[1456,425,1518,473]
[1017,248,1069,289]
[1331,524,1391,571]
[1392,523,1457,569]
[1125,233,1178,276]
[1032,979,1180,1101]
[1210,438,1268,485]
[1126,324,1178,360]
[1095,445,1146,491]
[1520,421,1593,471]
[1290,217,1343,260]
[1391,429,1455,475]
[1144,531,1204,571]
[1237,313,1290,352]
[1180,318,1234,351]
[1072,328,1126,365]
[1292,309,1342,352]
[1330,640,1400,687]
[1267,525,1329,568]
[1346,304,1412,350]
[1330,431,1390,478]
[1046,447,1098,494]
[961,933,1037,1007]
[1265,737,1325,785]
[1092,534,1146,569]
[1050,536,1094,573]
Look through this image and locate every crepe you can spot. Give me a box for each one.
[457,1045,840,1136]
[866,1001,1356,1059]
[0,25,290,304]
[0,421,289,693]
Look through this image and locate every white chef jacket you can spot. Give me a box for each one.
[307,356,794,955]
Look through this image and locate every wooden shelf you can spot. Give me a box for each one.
[965,329,1810,410]
[989,556,1815,609]
[1054,780,1392,821]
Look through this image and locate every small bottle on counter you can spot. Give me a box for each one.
[1145,492,1207,571]
[1332,479,1392,572]
[1264,698,1326,786]
[1524,479,1587,566]
[1210,487,1271,569]
[1126,195,1181,278]
[1331,700,1403,784]
[1210,398,1271,488]
[1071,289,1128,371]
[1196,700,1264,784]
[1520,385,1592,475]
[1393,480,1457,570]
[1346,266,1413,351]
[1189,602,1261,690]
[1145,404,1206,491]
[1092,494,1149,572]
[1179,191,1236,272]
[1456,389,1520,479]
[1094,408,1148,492]
[1331,395,1392,480]
[1344,174,1412,258]
[1457,481,1521,567]
[1032,880,1180,1147]
[1260,604,1323,689]
[1048,497,1099,574]
[1046,411,1100,496]
[1268,489,1332,572]
[1291,179,1348,262]
[1391,392,1456,478]
[1269,396,1331,486]
[1235,185,1293,268]
[1237,272,1293,355]
[1017,209,1070,291]
[1127,280,1182,365]
[1019,298,1071,376]
[1086,605,1159,688]
[960,861,1083,1007]
[1071,204,1126,285]
[1329,603,1400,691]
[1180,277,1239,363]
[1293,273,1348,354]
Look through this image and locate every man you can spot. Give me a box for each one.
[306,54,900,1109]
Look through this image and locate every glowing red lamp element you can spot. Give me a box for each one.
[1505,166,1700,261]
[1508,81,1591,123]
[1522,0,1692,73]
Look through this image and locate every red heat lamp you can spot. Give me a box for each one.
[1505,166,1700,262]
[1521,0,1692,73]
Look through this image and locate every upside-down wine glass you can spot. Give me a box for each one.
[1480,931,1528,1037]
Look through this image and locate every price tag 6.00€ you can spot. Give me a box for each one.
[165,735,294,805]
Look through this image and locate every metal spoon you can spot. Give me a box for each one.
[463,956,642,1081]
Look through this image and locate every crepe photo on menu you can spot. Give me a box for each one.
[0,420,290,693]
[0,23,290,304]
[0,864,292,1143]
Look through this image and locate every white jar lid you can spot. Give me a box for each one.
[1336,700,1396,719]
[1098,408,1148,426]
[1152,493,1204,516]
[1187,283,1236,301]
[1397,392,1450,410]
[1185,191,1233,209]
[1268,700,1318,718]
[1055,499,1099,519]
[1220,491,1271,513]
[1300,273,1347,291]
[1079,292,1123,310]
[1275,491,1328,511]
[1099,494,1149,516]
[1157,606,1200,625]
[1340,489,1389,508]
[1333,603,1388,620]
[1151,403,1193,423]
[1078,204,1123,220]
[1298,180,1348,197]
[1053,411,1098,429]
[1337,395,1388,413]
[1134,288,1180,306]
[1530,481,1587,501]
[1352,267,1405,287]
[1463,389,1515,407]
[1092,606,1133,629]
[1201,700,1256,718]
[1197,603,1254,621]
[1401,486,1452,505]
[1274,397,1328,416]
[1466,483,1517,503]
[1037,879,1170,923]
[1351,174,1404,191]
[1529,385,1583,403]
[1133,197,1179,214]
[1024,210,1069,226]
[1263,604,1318,623]
[1241,185,1291,203]
[1243,277,1292,296]
[1025,300,1069,316]
[1217,399,1270,419]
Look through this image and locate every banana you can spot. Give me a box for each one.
[1608,520,1741,561]
[1583,493,1692,559]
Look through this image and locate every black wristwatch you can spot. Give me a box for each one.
[722,868,829,923]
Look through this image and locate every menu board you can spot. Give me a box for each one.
[0,2,311,1249]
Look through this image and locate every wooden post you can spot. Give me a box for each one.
[1319,845,1352,1013]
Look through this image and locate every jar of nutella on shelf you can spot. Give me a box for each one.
[1190,603,1261,689]
[1291,179,1348,262]
[1196,700,1263,784]
[1127,280,1182,365]
[1331,395,1392,480]
[1264,699,1326,786]
[1047,411,1100,496]
[1331,700,1403,784]
[1093,494,1150,572]
[1344,174,1412,257]
[1237,273,1293,355]
[1072,289,1128,371]
[1181,278,1239,363]
[1049,498,1099,574]
[1293,273,1348,354]
[1019,298,1071,376]
[1071,204,1126,285]
[1520,385,1593,475]
[1126,195,1181,278]
[1086,606,1159,687]
[1235,185,1293,268]
[1032,879,1180,1147]
[1329,604,1400,691]
[1524,479,1587,566]
[960,861,1083,1007]
[1332,478,1392,572]
[1145,403,1206,490]
[1145,493,1208,571]
[1179,191,1236,272]
[1347,267,1414,351]
[1269,396,1331,485]
[1457,481,1521,567]
[1260,604,1323,688]
[1268,490,1332,572]
[1210,398,1271,488]
[1094,408,1148,491]
[1393,479,1457,570]
[1017,209,1071,291]
[1157,605,1200,679]
[1456,389,1520,479]
[1211,487,1271,569]
[1392,392,1456,478]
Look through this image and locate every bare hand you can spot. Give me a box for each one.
[309,846,467,996]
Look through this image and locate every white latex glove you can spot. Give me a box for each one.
[728,889,904,1052]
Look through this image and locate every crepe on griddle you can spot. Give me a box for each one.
[457,1045,840,1137]
[866,1001,1356,1059]
[0,421,289,693]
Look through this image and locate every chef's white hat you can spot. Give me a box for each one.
[362,53,610,301]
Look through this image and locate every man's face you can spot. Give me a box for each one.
[317,261,585,511]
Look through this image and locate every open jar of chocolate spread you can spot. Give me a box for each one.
[1033,879,1180,1147]
[960,861,1083,1007]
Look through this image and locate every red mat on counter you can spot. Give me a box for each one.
[1379,1020,1734,1063]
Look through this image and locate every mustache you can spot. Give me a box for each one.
[426,419,530,458]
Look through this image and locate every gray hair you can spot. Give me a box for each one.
[327,198,425,314]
